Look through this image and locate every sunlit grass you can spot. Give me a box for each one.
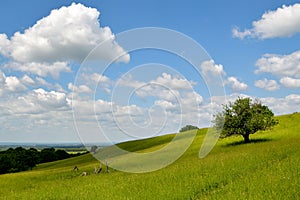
[0,113,299,199]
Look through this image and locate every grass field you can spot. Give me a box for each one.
[0,113,299,199]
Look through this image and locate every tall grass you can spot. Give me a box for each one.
[0,113,299,199]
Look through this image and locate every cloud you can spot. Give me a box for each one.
[181,91,203,105]
[110,72,204,130]
[5,76,27,92]
[0,70,27,95]
[262,94,300,115]
[233,3,300,39]
[13,88,69,114]
[75,72,112,94]
[201,60,248,92]
[154,100,177,110]
[118,74,145,89]
[232,27,252,39]
[2,3,129,63]
[89,73,110,84]
[35,77,52,88]
[137,85,181,102]
[0,34,10,57]
[151,73,196,90]
[254,78,280,91]
[0,3,129,78]
[280,77,300,88]
[6,61,71,79]
[30,88,69,110]
[255,51,300,86]
[226,76,248,91]
[70,71,204,136]
[118,73,196,101]
[21,75,35,86]
[0,87,73,139]
[68,82,92,93]
[0,88,70,134]
[200,60,226,81]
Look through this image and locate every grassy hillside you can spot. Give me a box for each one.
[0,113,299,199]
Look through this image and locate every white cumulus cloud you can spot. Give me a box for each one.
[262,94,300,115]
[233,3,300,39]
[118,72,197,101]
[30,88,69,110]
[0,34,10,57]
[255,51,300,78]
[280,77,300,88]
[6,61,71,79]
[151,73,196,90]
[0,70,27,94]
[0,3,129,78]
[255,50,300,88]
[68,82,92,93]
[5,88,69,115]
[200,60,226,81]
[226,76,248,91]
[5,76,27,92]
[118,74,145,89]
[254,78,280,91]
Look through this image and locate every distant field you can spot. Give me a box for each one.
[0,113,299,199]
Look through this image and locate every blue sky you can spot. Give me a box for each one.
[0,1,299,143]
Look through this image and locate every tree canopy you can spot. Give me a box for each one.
[179,125,199,133]
[214,97,278,143]
[0,147,85,174]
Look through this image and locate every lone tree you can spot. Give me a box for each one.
[214,97,278,143]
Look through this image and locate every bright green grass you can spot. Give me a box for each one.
[0,113,299,199]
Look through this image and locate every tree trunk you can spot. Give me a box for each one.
[243,134,250,143]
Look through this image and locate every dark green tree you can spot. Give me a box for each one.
[214,97,278,143]
[26,148,39,169]
[0,154,12,174]
[39,148,57,163]
[55,149,70,160]
[179,125,199,132]
[13,147,28,172]
[0,147,81,174]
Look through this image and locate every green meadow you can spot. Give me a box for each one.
[0,113,299,199]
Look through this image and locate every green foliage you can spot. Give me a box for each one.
[0,147,74,174]
[0,154,11,174]
[55,149,70,160]
[0,114,299,199]
[214,97,278,143]
[40,148,57,163]
[179,124,199,132]
[0,147,39,173]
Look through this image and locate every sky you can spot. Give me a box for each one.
[0,0,299,144]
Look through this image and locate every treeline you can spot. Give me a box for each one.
[0,147,85,174]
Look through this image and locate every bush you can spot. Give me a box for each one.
[179,125,199,132]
